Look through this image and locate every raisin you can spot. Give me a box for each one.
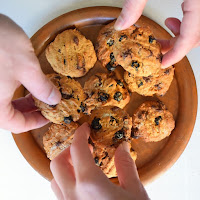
[98,92,109,102]
[149,35,156,43]
[94,157,100,166]
[131,61,140,71]
[56,141,62,147]
[64,59,66,65]
[114,130,124,139]
[119,35,127,42]
[116,80,124,87]
[73,36,79,45]
[155,116,162,125]
[114,92,123,102]
[91,118,102,130]
[49,104,57,108]
[138,81,143,88]
[64,116,73,124]
[107,39,114,46]
[106,62,116,71]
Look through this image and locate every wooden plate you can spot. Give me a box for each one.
[12,6,197,185]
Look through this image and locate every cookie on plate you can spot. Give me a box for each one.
[84,73,130,114]
[89,106,132,148]
[43,122,79,160]
[92,144,137,178]
[96,21,162,76]
[46,29,97,77]
[34,73,85,124]
[132,101,175,142]
[124,66,174,96]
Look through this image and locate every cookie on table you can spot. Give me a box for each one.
[96,21,162,76]
[92,144,137,178]
[132,101,175,142]
[46,29,97,77]
[88,106,132,148]
[84,73,130,114]
[124,66,175,96]
[34,73,86,124]
[43,122,79,160]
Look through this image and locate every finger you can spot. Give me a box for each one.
[50,147,75,196]
[18,55,61,105]
[115,142,148,199]
[157,37,177,54]
[11,93,37,113]
[70,123,97,180]
[0,103,48,133]
[165,18,181,36]
[162,0,200,67]
[114,0,148,30]
[51,179,64,200]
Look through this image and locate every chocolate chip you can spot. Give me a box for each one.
[94,157,100,166]
[64,116,73,124]
[119,35,127,42]
[98,92,109,102]
[49,104,57,108]
[114,92,123,102]
[149,35,156,43]
[164,69,170,75]
[155,116,162,125]
[91,117,102,130]
[56,141,62,147]
[138,81,143,88]
[64,59,66,65]
[106,62,116,71]
[107,39,114,46]
[131,61,140,71]
[143,77,151,83]
[116,80,124,87]
[114,130,124,139]
[73,36,79,45]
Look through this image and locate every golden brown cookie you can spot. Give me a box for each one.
[92,144,137,178]
[43,122,79,160]
[84,73,130,114]
[34,73,85,124]
[89,106,132,148]
[124,66,175,96]
[96,21,162,76]
[46,29,97,77]
[132,101,175,142]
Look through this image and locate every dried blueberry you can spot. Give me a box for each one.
[149,35,156,43]
[106,62,116,71]
[91,118,102,130]
[58,49,61,53]
[107,39,114,46]
[94,157,100,166]
[114,130,124,139]
[77,102,86,113]
[154,83,162,90]
[114,92,123,102]
[110,52,116,64]
[138,81,143,88]
[56,141,62,147]
[131,61,140,71]
[119,35,127,42]
[155,116,162,125]
[98,92,109,102]
[49,104,57,108]
[109,116,118,125]
[64,116,73,124]
[116,80,124,87]
[109,84,114,87]
[64,59,66,65]
[164,69,170,75]
[67,76,72,79]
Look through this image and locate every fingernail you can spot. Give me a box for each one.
[121,141,130,153]
[47,87,61,105]
[161,64,168,69]
[114,16,124,31]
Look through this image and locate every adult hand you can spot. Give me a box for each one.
[0,14,61,133]
[50,123,149,200]
[114,0,200,68]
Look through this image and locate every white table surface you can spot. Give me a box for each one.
[0,0,200,199]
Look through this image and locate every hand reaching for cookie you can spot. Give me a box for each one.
[50,123,149,200]
[0,14,61,133]
[115,0,200,68]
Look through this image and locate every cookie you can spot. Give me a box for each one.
[124,66,175,96]
[132,101,175,142]
[84,73,130,114]
[46,29,97,77]
[34,73,85,124]
[96,21,162,76]
[89,106,132,148]
[92,144,137,178]
[43,122,79,160]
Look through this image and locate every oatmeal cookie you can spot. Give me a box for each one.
[132,101,175,142]
[46,29,97,77]
[34,73,85,124]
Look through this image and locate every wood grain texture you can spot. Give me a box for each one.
[12,6,197,185]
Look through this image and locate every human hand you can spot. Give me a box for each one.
[50,123,149,200]
[115,0,200,68]
[0,14,61,133]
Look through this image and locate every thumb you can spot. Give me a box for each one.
[115,142,148,199]
[114,0,148,30]
[18,55,61,105]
